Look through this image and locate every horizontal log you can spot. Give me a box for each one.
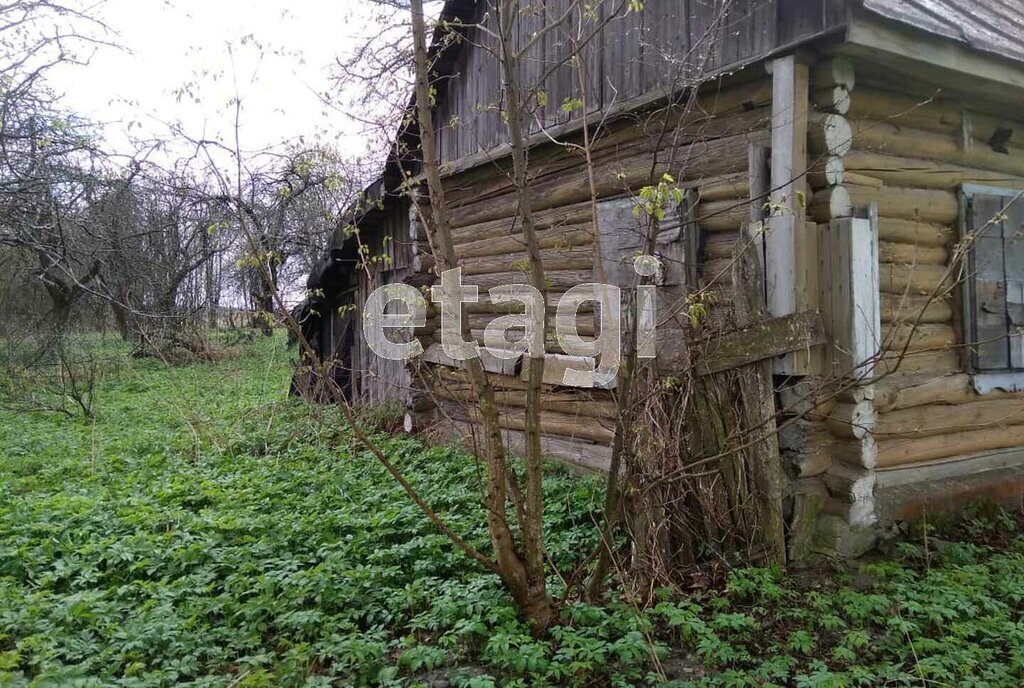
[456,244,593,274]
[701,258,734,287]
[874,348,960,376]
[702,311,826,376]
[846,185,958,224]
[779,420,834,478]
[812,85,851,115]
[461,293,595,315]
[827,401,875,440]
[878,241,948,265]
[425,328,595,353]
[448,130,768,228]
[521,353,617,390]
[880,323,956,353]
[450,201,595,245]
[843,150,1024,192]
[810,186,852,221]
[822,463,876,506]
[462,313,597,337]
[461,270,591,291]
[877,217,952,247]
[848,118,1024,178]
[880,293,953,324]
[874,373,1024,412]
[698,198,753,232]
[419,324,597,354]
[877,425,1024,468]
[807,155,846,188]
[461,405,616,444]
[875,398,1024,440]
[879,262,953,295]
[808,113,852,157]
[704,233,740,259]
[831,436,879,471]
[846,86,1021,144]
[445,105,770,212]
[692,173,750,202]
[456,224,593,259]
[442,418,612,473]
[433,386,618,420]
[844,172,883,188]
[430,364,563,394]
[811,57,855,91]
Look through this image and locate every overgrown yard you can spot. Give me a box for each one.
[2,336,1024,687]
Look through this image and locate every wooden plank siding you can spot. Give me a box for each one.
[433,0,848,166]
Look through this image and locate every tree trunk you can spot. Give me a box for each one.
[250,258,278,336]
[111,299,131,341]
[410,0,554,634]
[495,0,554,631]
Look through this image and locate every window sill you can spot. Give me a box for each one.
[972,372,1024,395]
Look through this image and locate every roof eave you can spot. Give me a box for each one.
[845,8,1024,93]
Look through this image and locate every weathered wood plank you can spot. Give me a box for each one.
[700,311,826,376]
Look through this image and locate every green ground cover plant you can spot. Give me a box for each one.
[1,335,1023,686]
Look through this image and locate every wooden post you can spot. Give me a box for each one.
[818,215,881,380]
[731,223,788,565]
[748,144,770,274]
[766,54,810,374]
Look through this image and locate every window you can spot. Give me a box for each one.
[961,185,1024,374]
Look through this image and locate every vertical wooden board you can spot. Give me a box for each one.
[595,198,642,287]
[824,0,848,28]
[554,0,578,127]
[849,217,881,376]
[679,188,701,288]
[602,0,643,104]
[687,0,721,73]
[519,0,545,136]
[766,54,809,338]
[454,35,465,161]
[641,0,688,91]
[584,0,604,115]
[821,218,880,379]
[749,144,770,276]
[685,0,707,74]
[487,8,505,151]
[474,13,488,156]
[1004,197,1024,368]
[750,0,777,57]
[970,194,1009,370]
[816,222,836,374]
[829,219,853,375]
[721,0,755,68]
[776,0,823,46]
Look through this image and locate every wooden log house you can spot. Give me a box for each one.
[301,0,1024,558]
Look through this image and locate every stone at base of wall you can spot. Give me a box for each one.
[874,449,1024,525]
[810,514,878,559]
[787,479,878,562]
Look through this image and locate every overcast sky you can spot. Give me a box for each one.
[47,0,402,164]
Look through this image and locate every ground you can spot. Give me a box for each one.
[1,335,1023,687]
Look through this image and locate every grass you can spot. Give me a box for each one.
[1,334,1023,686]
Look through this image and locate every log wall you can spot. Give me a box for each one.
[806,54,1024,530]
[406,72,774,465]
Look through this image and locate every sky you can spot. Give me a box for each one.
[47,0,403,164]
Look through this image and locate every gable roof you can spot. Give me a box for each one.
[862,0,1024,64]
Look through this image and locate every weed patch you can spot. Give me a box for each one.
[1,336,1023,686]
